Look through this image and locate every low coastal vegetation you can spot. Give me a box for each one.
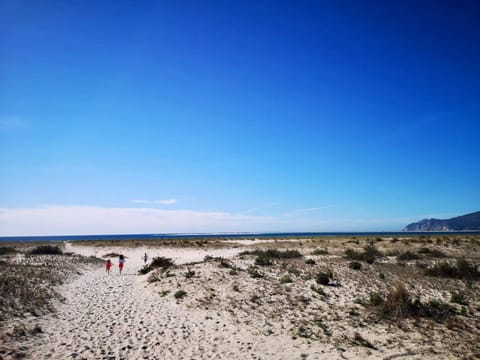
[344,244,383,263]
[425,258,479,280]
[28,245,63,255]
[3,234,480,358]
[142,234,480,358]
[139,256,174,275]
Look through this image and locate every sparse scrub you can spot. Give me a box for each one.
[425,259,479,280]
[0,247,17,255]
[418,247,446,258]
[280,275,293,284]
[345,245,383,263]
[378,282,456,321]
[311,249,328,255]
[305,258,316,265]
[232,283,240,292]
[255,255,273,266]
[353,332,376,349]
[102,252,123,258]
[240,249,302,259]
[139,257,174,275]
[397,251,421,261]
[315,271,332,286]
[287,266,301,276]
[247,266,263,278]
[450,292,467,305]
[349,261,362,270]
[184,268,195,278]
[369,292,384,306]
[379,282,416,319]
[174,290,187,299]
[218,257,235,269]
[310,285,326,296]
[28,245,63,255]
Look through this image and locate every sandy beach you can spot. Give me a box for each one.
[1,235,479,359]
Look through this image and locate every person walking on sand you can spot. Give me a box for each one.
[105,259,112,274]
[118,254,125,275]
[143,253,148,264]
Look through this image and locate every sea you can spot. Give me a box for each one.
[1,231,479,242]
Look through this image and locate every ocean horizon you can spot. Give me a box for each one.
[2,231,480,242]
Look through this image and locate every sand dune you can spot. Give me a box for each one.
[2,236,479,359]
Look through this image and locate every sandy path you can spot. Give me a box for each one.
[27,251,331,359]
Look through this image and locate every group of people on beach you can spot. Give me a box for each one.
[104,253,148,274]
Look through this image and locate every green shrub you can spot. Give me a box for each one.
[369,292,384,306]
[280,275,293,284]
[174,290,186,299]
[349,261,362,270]
[450,292,467,305]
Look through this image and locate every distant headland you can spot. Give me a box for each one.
[403,211,480,231]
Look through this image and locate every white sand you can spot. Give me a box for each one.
[11,240,476,359]
[24,244,341,359]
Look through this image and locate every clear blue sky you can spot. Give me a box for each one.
[1,1,479,235]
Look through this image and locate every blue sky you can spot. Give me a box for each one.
[1,1,479,235]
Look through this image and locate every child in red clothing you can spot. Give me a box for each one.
[105,259,112,274]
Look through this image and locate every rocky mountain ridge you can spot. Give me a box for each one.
[403,211,480,231]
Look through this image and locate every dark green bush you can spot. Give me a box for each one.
[315,272,330,285]
[349,261,362,270]
[369,292,384,306]
[28,245,62,255]
[174,290,186,299]
[397,251,421,261]
[450,292,467,305]
[0,247,17,255]
[255,255,273,266]
[240,249,302,259]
